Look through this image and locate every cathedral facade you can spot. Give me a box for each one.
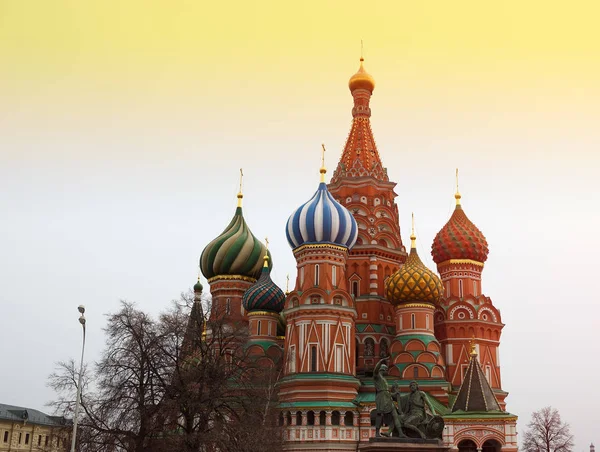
[199,58,518,452]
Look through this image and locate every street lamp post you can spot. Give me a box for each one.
[70,305,86,452]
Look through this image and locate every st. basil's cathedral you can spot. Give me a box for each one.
[197,58,518,452]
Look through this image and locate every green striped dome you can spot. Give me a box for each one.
[200,206,271,280]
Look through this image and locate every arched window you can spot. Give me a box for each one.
[413,366,419,379]
[473,280,478,296]
[295,411,302,426]
[332,265,337,287]
[411,313,416,329]
[482,439,502,452]
[300,267,305,285]
[379,339,389,358]
[226,298,231,315]
[319,411,326,426]
[286,412,292,426]
[446,281,451,296]
[426,314,430,330]
[314,264,320,286]
[257,320,261,336]
[306,411,315,426]
[352,281,359,297]
[458,440,478,452]
[331,411,340,426]
[458,279,464,298]
[310,346,317,372]
[364,338,375,357]
[344,411,354,427]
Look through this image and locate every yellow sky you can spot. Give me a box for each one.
[2,0,599,84]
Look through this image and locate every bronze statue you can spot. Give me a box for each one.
[372,359,445,440]
[396,380,437,438]
[373,358,406,438]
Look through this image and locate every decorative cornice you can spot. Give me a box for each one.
[437,259,485,268]
[247,311,281,318]
[208,275,257,284]
[293,243,349,254]
[395,303,436,310]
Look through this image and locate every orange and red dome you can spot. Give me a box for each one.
[431,193,489,264]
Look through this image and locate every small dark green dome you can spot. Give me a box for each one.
[200,206,271,280]
[242,258,285,313]
[193,279,203,293]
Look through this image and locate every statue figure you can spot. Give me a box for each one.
[373,358,406,438]
[396,380,437,438]
[371,361,446,441]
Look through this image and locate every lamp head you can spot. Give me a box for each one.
[78,305,85,314]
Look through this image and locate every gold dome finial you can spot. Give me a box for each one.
[410,212,417,249]
[469,335,477,357]
[320,143,327,182]
[348,50,375,93]
[237,168,244,207]
[455,168,461,206]
[263,237,270,267]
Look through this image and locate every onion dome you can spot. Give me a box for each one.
[200,188,271,280]
[193,278,203,293]
[286,159,358,250]
[431,176,489,264]
[386,217,443,305]
[349,57,375,93]
[242,253,285,313]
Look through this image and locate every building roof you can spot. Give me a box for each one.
[0,403,71,427]
[451,348,502,413]
[331,58,388,184]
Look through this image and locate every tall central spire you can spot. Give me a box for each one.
[330,57,388,184]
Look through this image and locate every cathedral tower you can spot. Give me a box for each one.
[327,59,406,372]
[242,248,286,361]
[280,160,360,446]
[200,174,270,326]
[385,216,448,402]
[431,174,507,406]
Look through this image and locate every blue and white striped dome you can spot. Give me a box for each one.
[286,182,358,250]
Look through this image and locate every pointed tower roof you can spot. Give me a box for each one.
[452,341,502,412]
[182,282,205,354]
[331,58,388,184]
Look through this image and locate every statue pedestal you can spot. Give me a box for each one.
[358,438,450,452]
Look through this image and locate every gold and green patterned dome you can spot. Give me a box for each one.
[200,193,271,281]
[386,228,443,306]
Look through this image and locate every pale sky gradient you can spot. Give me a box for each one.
[1,1,599,449]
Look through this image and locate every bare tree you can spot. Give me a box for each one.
[48,294,284,452]
[49,301,167,452]
[156,295,284,452]
[522,407,574,452]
